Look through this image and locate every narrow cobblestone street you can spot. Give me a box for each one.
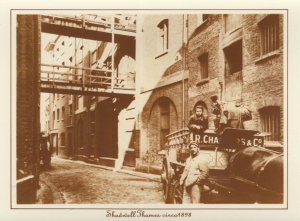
[37,158,164,204]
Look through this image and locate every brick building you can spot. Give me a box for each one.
[135,13,284,172]
[135,14,208,172]
[44,15,136,168]
[187,14,284,144]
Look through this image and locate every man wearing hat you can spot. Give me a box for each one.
[179,141,209,203]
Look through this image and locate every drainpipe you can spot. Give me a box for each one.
[182,14,188,128]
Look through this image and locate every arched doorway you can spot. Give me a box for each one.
[148,97,178,150]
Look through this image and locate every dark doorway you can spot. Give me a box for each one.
[50,133,58,156]
[96,98,118,158]
[68,132,73,155]
[159,100,170,149]
[76,119,84,154]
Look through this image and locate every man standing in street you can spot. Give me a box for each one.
[179,141,209,203]
[187,106,208,134]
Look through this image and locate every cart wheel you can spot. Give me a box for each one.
[168,180,184,204]
[161,158,172,203]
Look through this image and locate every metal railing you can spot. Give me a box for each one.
[41,14,136,33]
[165,128,190,162]
[40,63,135,91]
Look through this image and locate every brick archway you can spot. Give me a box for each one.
[147,96,178,150]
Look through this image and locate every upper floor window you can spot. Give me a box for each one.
[157,19,169,55]
[57,109,60,121]
[62,106,65,120]
[259,106,281,141]
[224,14,242,33]
[258,15,279,55]
[198,53,209,79]
[224,40,243,75]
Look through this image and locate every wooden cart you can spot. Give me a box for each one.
[159,128,283,204]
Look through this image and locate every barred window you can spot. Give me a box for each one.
[259,15,279,55]
[198,53,208,79]
[260,106,281,141]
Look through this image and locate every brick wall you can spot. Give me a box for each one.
[17,15,41,203]
[187,14,284,140]
[187,14,222,129]
[241,14,284,139]
[140,81,189,156]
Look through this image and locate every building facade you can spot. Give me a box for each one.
[43,13,284,173]
[45,15,137,168]
[187,14,284,144]
[135,13,284,172]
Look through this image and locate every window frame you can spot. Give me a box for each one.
[259,106,281,141]
[258,14,280,56]
[198,53,209,80]
[224,39,243,76]
[156,19,169,57]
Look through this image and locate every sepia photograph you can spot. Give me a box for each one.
[13,11,287,208]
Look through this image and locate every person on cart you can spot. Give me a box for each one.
[179,141,209,203]
[187,105,208,134]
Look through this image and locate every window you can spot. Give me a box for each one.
[260,106,281,141]
[198,53,209,79]
[62,106,65,120]
[60,132,65,146]
[69,104,73,124]
[224,14,242,33]
[259,15,279,55]
[157,19,169,55]
[224,40,243,75]
[57,109,60,121]
[52,111,55,127]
